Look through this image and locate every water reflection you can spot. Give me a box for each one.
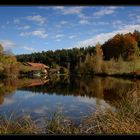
[19,76,137,108]
[0,75,139,123]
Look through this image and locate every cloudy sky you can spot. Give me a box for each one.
[0,6,140,55]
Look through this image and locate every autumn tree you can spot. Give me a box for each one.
[123,34,140,60]
[102,33,140,61]
[1,55,18,77]
[133,30,140,48]
[92,43,103,73]
[0,44,19,77]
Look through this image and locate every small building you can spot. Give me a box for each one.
[22,62,49,75]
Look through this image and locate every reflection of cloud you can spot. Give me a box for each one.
[77,96,96,105]
[3,98,15,105]
[13,90,37,100]
[21,92,37,99]
[33,106,48,114]
[70,104,77,108]
[77,96,112,109]
[1,91,37,107]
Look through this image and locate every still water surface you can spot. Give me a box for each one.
[0,75,139,126]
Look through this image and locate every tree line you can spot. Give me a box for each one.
[16,30,140,74]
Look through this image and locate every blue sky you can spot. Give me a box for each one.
[0,6,140,55]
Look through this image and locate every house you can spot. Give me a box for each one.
[22,62,49,75]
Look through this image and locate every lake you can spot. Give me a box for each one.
[0,75,139,127]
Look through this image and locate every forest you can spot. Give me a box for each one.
[0,30,140,77]
[16,30,140,76]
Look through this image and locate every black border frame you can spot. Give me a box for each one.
[0,0,140,139]
[0,0,140,5]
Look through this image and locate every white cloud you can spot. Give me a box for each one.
[78,13,86,19]
[0,40,16,51]
[69,35,77,39]
[74,24,140,48]
[56,21,74,29]
[23,25,30,30]
[112,20,122,25]
[38,6,51,10]
[93,6,118,17]
[60,21,68,25]
[22,46,36,52]
[97,22,109,25]
[79,19,90,25]
[63,7,83,15]
[0,40,36,53]
[136,15,140,23]
[112,20,124,28]
[53,6,90,25]
[53,6,65,10]
[13,19,20,24]
[51,34,64,41]
[53,6,84,15]
[55,34,64,38]
[20,29,48,39]
[26,15,46,25]
[55,39,61,42]
[18,25,31,30]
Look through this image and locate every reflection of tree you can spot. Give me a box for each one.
[0,96,4,104]
[19,76,139,109]
[0,75,139,109]
[0,78,18,104]
[0,77,49,105]
[103,77,135,108]
[76,77,104,105]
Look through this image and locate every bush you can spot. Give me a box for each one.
[59,67,69,74]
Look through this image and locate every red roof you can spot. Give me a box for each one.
[23,62,49,69]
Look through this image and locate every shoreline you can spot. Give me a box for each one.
[1,72,140,80]
[75,72,140,80]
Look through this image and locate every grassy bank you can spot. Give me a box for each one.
[76,54,140,80]
[0,116,40,134]
[0,89,139,134]
[80,89,140,134]
[94,73,140,79]
[45,89,140,134]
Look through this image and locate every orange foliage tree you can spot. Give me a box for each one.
[102,33,140,61]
